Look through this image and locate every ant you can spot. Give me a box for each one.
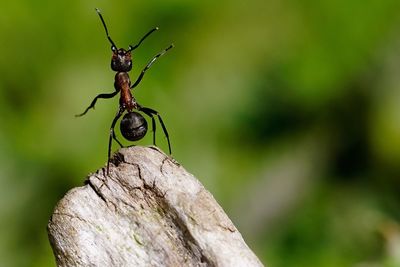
[76,8,173,174]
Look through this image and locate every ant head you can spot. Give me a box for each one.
[111,48,132,72]
[96,9,159,71]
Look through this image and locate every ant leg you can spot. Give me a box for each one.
[156,114,171,155]
[112,131,124,148]
[76,91,119,117]
[139,108,157,146]
[139,106,171,154]
[107,108,124,175]
[130,44,174,89]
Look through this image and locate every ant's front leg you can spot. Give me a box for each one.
[76,90,119,117]
[130,44,174,89]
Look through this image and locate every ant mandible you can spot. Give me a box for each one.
[76,8,173,174]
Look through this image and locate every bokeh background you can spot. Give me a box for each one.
[1,0,400,266]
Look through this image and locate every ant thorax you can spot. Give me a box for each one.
[114,72,137,111]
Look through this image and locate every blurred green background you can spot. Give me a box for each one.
[1,0,400,266]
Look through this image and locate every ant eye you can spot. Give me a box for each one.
[111,46,117,52]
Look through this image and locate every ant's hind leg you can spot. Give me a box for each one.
[139,106,171,154]
[107,108,124,175]
[76,91,119,117]
[140,108,157,146]
[112,131,124,148]
[156,114,171,155]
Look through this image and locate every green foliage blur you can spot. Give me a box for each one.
[1,0,400,266]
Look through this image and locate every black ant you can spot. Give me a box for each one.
[76,8,173,174]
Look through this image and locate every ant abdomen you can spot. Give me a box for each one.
[120,111,148,141]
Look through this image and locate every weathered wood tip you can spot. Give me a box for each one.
[47,146,264,267]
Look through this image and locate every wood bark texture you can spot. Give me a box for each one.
[47,146,264,267]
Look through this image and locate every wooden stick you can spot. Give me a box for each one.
[47,146,264,267]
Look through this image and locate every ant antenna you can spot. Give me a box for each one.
[95,8,117,51]
[128,27,159,51]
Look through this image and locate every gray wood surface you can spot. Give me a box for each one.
[47,146,264,267]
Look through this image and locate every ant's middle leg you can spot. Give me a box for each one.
[139,106,171,154]
[76,90,119,117]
